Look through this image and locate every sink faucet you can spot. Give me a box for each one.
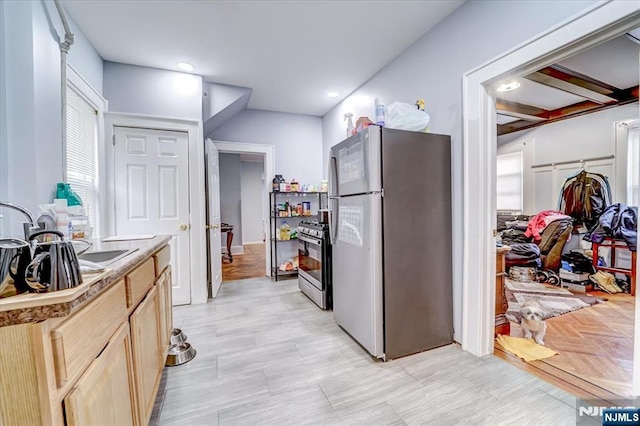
[0,201,41,239]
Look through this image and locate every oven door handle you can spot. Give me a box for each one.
[299,235,322,246]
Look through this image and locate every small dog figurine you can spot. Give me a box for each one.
[520,300,547,345]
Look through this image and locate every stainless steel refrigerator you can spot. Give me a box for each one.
[328,125,453,360]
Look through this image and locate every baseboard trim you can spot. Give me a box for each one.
[221,245,245,255]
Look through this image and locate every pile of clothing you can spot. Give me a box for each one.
[498,211,573,272]
[524,210,572,243]
[584,203,637,251]
[497,214,531,246]
[505,243,542,269]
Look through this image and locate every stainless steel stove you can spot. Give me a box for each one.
[297,220,332,310]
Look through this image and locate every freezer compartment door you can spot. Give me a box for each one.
[329,126,381,197]
[332,193,384,358]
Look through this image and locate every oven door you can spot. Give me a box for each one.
[298,234,323,290]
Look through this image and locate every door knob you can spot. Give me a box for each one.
[179,224,189,231]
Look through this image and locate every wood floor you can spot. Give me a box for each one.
[495,291,635,403]
[222,243,266,281]
[152,278,580,425]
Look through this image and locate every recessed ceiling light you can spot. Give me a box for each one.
[177,62,195,72]
[496,81,521,92]
[327,91,339,98]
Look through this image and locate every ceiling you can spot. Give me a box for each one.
[493,32,639,136]
[63,0,464,117]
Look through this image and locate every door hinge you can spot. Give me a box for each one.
[492,229,498,238]
[112,134,116,146]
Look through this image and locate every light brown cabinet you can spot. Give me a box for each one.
[156,267,173,354]
[51,279,128,388]
[130,285,162,425]
[64,323,136,426]
[0,242,172,426]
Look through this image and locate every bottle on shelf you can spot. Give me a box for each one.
[272,174,284,192]
[279,221,291,241]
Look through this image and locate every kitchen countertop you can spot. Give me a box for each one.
[0,235,171,327]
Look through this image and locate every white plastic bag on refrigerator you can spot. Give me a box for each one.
[385,101,430,132]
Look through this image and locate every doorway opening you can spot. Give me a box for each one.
[492,28,638,400]
[219,152,267,281]
[207,141,274,291]
[461,2,640,399]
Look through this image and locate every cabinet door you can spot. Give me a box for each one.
[156,268,173,354]
[164,267,173,342]
[130,286,162,425]
[64,323,136,426]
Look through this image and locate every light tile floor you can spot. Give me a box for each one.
[151,277,587,425]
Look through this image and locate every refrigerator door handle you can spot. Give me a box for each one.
[328,156,339,245]
[329,197,338,245]
[329,156,339,197]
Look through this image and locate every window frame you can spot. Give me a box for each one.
[614,117,640,206]
[65,65,107,238]
[626,121,639,206]
[496,151,524,212]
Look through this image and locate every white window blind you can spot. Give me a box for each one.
[627,125,639,206]
[66,87,98,230]
[496,151,523,212]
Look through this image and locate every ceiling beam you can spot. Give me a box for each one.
[497,85,638,136]
[525,64,620,104]
[495,99,549,122]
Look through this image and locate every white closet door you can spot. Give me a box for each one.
[113,127,191,306]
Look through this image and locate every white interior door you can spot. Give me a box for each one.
[113,127,191,305]
[206,140,223,297]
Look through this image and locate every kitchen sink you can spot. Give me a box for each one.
[78,248,138,265]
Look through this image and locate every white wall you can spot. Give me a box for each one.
[219,153,243,252]
[241,160,265,244]
[103,62,202,121]
[499,104,639,213]
[0,0,102,236]
[0,0,8,212]
[321,0,598,342]
[212,109,323,185]
[203,82,252,120]
[67,15,103,93]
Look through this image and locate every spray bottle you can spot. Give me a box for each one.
[375,98,385,126]
[344,113,355,137]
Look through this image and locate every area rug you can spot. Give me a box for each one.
[504,278,606,324]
